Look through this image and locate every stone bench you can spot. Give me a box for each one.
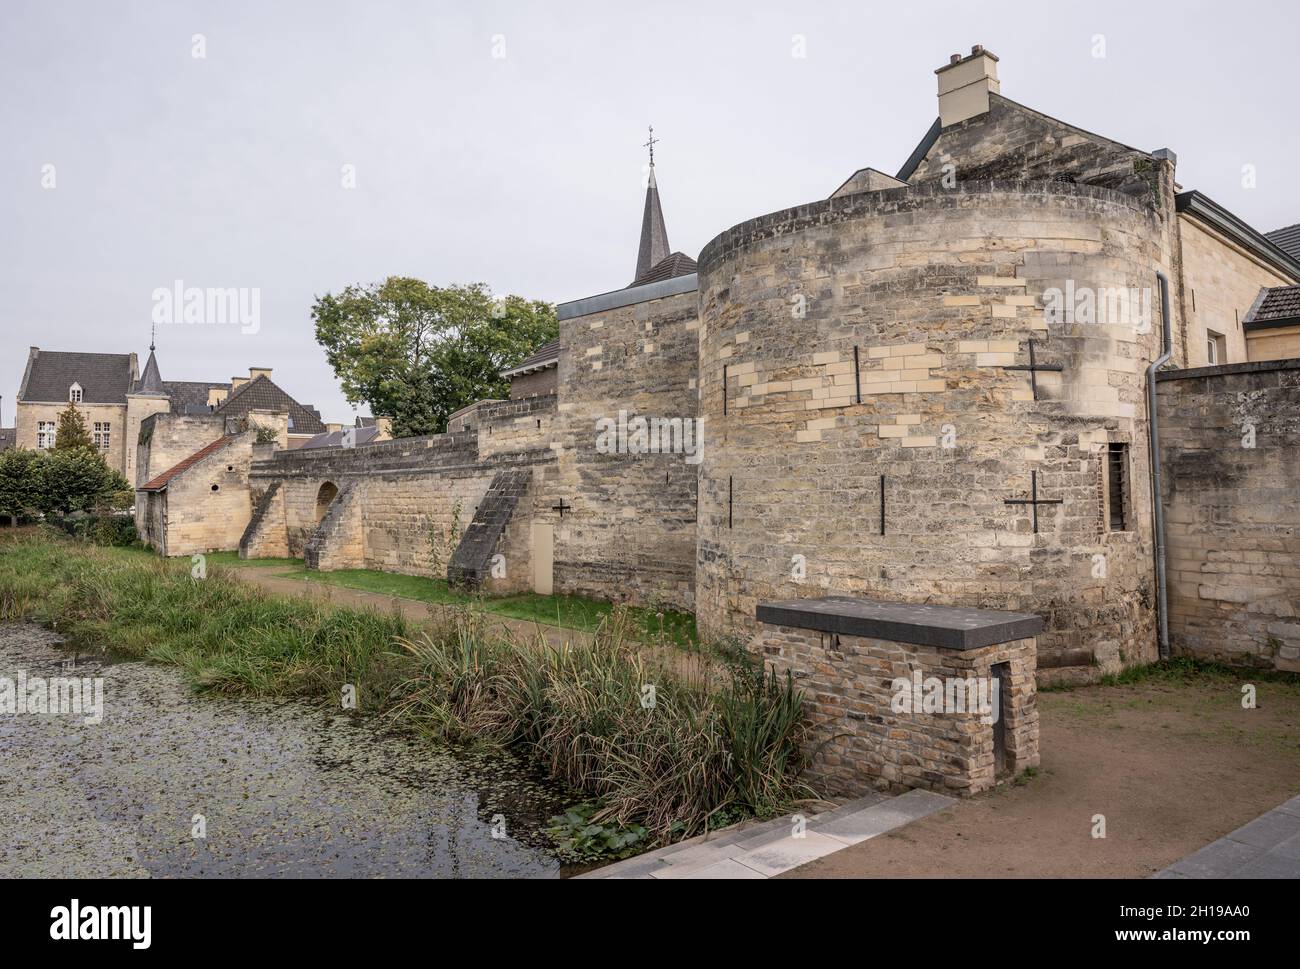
[755,596,1042,798]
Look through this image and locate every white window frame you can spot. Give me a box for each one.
[1206,330,1228,366]
[69,383,83,404]
[37,421,56,449]
[93,421,111,451]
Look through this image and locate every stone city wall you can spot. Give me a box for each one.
[695,180,1172,679]
[1156,359,1300,671]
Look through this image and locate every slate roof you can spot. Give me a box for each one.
[501,339,560,378]
[139,436,235,492]
[18,350,136,404]
[300,425,381,450]
[629,251,698,288]
[163,380,231,416]
[1266,223,1300,263]
[0,429,15,452]
[211,374,326,435]
[1244,284,1300,330]
[635,166,671,283]
[134,349,166,396]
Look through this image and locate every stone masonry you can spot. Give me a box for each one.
[1156,359,1300,671]
[696,180,1169,679]
[755,599,1039,797]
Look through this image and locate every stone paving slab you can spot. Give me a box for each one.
[579,788,955,880]
[728,831,847,876]
[1156,794,1300,879]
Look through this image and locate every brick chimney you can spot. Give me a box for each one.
[936,45,1000,128]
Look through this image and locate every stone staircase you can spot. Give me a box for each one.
[238,481,284,559]
[447,468,531,589]
[304,481,362,571]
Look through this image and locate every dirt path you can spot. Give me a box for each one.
[782,674,1300,878]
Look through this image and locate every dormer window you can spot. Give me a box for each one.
[69,383,83,404]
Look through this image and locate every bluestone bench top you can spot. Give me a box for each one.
[756,596,1044,650]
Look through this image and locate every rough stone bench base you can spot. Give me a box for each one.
[757,603,1040,798]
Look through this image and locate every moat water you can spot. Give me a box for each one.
[0,623,569,878]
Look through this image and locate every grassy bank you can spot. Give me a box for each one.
[0,531,812,843]
[182,550,700,649]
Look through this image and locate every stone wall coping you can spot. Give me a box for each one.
[698,178,1151,275]
[555,273,698,322]
[756,596,1044,650]
[1155,357,1300,382]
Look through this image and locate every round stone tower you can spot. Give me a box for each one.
[695,180,1172,676]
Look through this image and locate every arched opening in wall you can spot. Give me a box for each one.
[315,482,339,523]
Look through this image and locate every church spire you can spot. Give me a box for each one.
[634,125,670,283]
[136,326,166,396]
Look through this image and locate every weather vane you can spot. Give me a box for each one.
[643,125,658,167]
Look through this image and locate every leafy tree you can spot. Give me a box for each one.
[0,448,43,524]
[52,403,94,451]
[38,448,132,516]
[312,277,557,437]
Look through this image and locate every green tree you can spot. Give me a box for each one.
[311,277,557,437]
[38,448,132,516]
[52,402,94,451]
[0,449,43,524]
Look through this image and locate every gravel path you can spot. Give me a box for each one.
[0,622,569,878]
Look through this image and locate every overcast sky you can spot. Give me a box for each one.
[3,0,1297,424]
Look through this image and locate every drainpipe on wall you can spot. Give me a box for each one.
[1146,270,1173,659]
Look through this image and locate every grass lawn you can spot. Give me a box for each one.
[133,546,700,648]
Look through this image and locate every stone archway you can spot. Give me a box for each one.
[315,482,339,523]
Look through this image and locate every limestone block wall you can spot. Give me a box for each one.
[909,93,1163,206]
[16,401,127,475]
[151,431,257,556]
[361,468,498,577]
[136,414,225,487]
[239,482,289,559]
[1156,359,1300,671]
[758,623,1038,797]
[1178,216,1292,366]
[124,396,172,484]
[695,181,1171,675]
[543,288,700,610]
[248,414,555,586]
[136,490,166,551]
[475,395,558,459]
[1248,325,1300,361]
[305,482,364,571]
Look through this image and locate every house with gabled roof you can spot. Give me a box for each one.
[13,337,328,488]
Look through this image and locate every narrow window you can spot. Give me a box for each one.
[69,383,82,404]
[93,421,111,451]
[1107,442,1129,532]
[37,421,56,449]
[1206,330,1226,365]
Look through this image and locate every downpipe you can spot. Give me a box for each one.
[1146,271,1173,659]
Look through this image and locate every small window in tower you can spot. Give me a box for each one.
[1206,330,1226,365]
[1107,443,1129,532]
[211,484,220,492]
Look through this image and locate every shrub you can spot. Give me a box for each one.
[391,608,814,838]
